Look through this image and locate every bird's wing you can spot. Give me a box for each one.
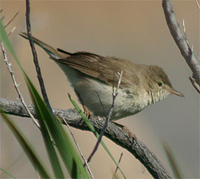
[20,32,139,87]
[55,52,139,87]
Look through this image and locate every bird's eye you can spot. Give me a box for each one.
[157,82,163,87]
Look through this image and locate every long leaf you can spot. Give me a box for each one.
[0,112,50,178]
[0,167,17,179]
[1,20,89,178]
[0,20,64,178]
[25,74,90,178]
[40,118,65,178]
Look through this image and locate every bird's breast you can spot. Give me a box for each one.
[73,77,151,120]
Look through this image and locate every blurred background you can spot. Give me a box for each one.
[0,1,199,178]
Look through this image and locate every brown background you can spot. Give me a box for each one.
[1,1,199,178]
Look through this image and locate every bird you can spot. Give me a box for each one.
[20,32,184,120]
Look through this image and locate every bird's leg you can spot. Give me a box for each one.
[75,90,93,119]
[111,121,136,139]
[82,105,93,118]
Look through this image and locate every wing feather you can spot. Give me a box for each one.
[54,52,140,87]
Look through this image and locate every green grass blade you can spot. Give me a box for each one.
[1,20,64,178]
[1,21,89,178]
[162,142,183,178]
[24,74,90,178]
[68,94,126,178]
[40,118,65,178]
[0,112,50,178]
[24,75,64,178]
[0,167,17,179]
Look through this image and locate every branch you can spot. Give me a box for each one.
[162,0,200,93]
[25,0,56,119]
[87,70,123,164]
[113,152,123,178]
[0,43,40,127]
[64,120,94,179]
[0,98,172,179]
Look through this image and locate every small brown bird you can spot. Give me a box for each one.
[20,32,183,120]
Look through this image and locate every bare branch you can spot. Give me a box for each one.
[0,9,5,21]
[0,98,172,179]
[4,11,19,28]
[25,0,57,120]
[113,152,123,178]
[162,0,200,92]
[0,43,40,127]
[7,26,16,37]
[0,11,18,36]
[63,119,94,179]
[86,70,123,164]
[189,77,200,93]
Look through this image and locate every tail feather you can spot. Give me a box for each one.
[19,32,69,59]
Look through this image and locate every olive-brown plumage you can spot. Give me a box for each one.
[20,32,183,120]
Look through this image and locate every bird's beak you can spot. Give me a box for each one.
[167,86,184,97]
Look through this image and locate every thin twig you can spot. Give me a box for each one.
[63,118,94,179]
[1,16,5,21]
[112,152,123,179]
[0,43,40,128]
[4,11,19,28]
[0,9,4,21]
[86,70,123,164]
[25,0,56,122]
[0,10,18,36]
[189,77,200,93]
[162,0,200,91]
[7,26,16,37]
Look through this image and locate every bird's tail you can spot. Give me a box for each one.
[19,32,68,59]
